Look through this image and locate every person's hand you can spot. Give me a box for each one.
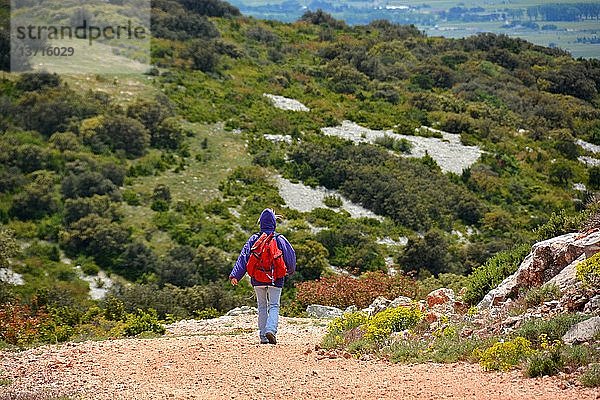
[230,277,238,286]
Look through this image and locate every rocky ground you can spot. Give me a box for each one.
[1,314,599,400]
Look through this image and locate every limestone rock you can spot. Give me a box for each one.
[545,254,583,293]
[344,305,358,314]
[306,305,344,319]
[563,316,600,344]
[478,231,600,310]
[225,306,257,316]
[362,296,391,316]
[584,295,600,314]
[427,288,455,308]
[390,296,413,308]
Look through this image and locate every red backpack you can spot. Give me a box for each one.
[246,233,287,284]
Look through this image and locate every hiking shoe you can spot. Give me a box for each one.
[265,332,277,345]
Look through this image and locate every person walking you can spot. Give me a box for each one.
[229,208,296,344]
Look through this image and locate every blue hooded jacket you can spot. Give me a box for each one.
[229,209,296,287]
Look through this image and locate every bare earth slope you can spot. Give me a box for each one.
[1,315,598,400]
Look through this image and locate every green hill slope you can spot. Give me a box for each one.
[0,0,599,347]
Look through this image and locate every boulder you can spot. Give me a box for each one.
[306,305,344,319]
[478,231,600,309]
[362,296,391,316]
[562,316,600,344]
[426,288,455,308]
[225,306,257,316]
[544,254,583,293]
[390,296,413,308]
[344,305,358,314]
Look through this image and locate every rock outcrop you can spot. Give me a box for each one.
[563,316,600,344]
[478,231,600,310]
[306,305,344,319]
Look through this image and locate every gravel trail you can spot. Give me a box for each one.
[1,315,598,400]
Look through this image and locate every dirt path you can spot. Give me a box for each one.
[1,315,598,400]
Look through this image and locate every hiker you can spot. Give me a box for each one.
[229,208,296,345]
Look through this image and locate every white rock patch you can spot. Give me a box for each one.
[276,176,383,221]
[0,268,24,285]
[321,121,482,174]
[77,267,114,300]
[376,237,408,246]
[264,134,293,144]
[578,156,600,167]
[576,139,600,154]
[263,94,310,112]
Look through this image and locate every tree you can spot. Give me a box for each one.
[186,39,220,73]
[126,95,174,132]
[114,242,159,281]
[588,166,600,190]
[153,117,184,149]
[549,161,573,186]
[60,215,130,267]
[88,116,150,158]
[10,171,59,220]
[292,240,329,282]
[399,229,452,277]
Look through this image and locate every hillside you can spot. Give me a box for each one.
[0,0,599,392]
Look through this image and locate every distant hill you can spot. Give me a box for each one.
[228,0,600,58]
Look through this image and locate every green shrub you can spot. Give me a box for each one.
[122,190,141,206]
[561,344,600,370]
[322,311,369,349]
[327,312,369,336]
[524,284,561,308]
[364,305,423,342]
[534,210,584,242]
[476,337,534,371]
[103,296,126,321]
[463,244,530,305]
[525,348,563,377]
[373,135,412,153]
[576,252,600,288]
[151,199,170,212]
[322,194,343,208]
[122,309,165,337]
[194,308,221,320]
[580,363,600,388]
[516,314,588,345]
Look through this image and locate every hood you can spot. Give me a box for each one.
[259,208,276,233]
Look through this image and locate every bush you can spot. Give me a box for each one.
[476,337,534,371]
[194,308,221,320]
[322,194,343,208]
[524,284,561,308]
[525,348,563,378]
[576,252,600,288]
[581,364,600,388]
[516,313,588,345]
[0,301,50,347]
[463,244,530,305]
[364,305,423,342]
[373,135,412,153]
[83,115,150,158]
[0,228,19,268]
[296,271,418,309]
[122,309,165,337]
[326,311,369,337]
